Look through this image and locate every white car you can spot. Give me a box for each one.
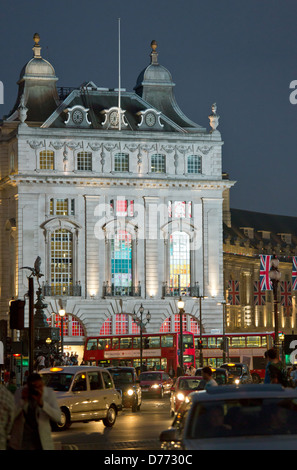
[40,366,122,430]
[160,384,297,450]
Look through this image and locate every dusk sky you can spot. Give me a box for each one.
[1,0,297,217]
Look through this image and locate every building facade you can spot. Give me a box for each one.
[0,36,232,358]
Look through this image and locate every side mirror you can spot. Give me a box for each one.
[159,428,179,443]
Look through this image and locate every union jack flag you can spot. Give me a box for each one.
[259,255,272,291]
[280,281,292,317]
[228,280,240,305]
[253,281,266,305]
[292,257,297,290]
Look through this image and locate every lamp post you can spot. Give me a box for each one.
[177,297,185,373]
[59,308,66,355]
[269,254,281,355]
[217,300,227,363]
[132,304,151,372]
[197,294,208,367]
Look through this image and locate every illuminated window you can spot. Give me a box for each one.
[56,199,69,216]
[111,231,132,294]
[111,199,134,217]
[115,314,128,335]
[159,318,171,333]
[47,314,84,337]
[50,229,73,295]
[77,151,92,171]
[168,201,192,218]
[187,155,202,174]
[49,198,75,216]
[174,314,187,333]
[151,154,165,173]
[40,150,54,170]
[100,318,112,335]
[114,153,129,172]
[169,231,191,293]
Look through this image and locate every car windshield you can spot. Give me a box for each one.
[139,373,161,381]
[109,371,134,385]
[179,378,203,391]
[224,365,242,376]
[188,398,297,439]
[41,373,74,391]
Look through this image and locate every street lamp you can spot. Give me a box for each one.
[177,297,185,373]
[59,308,66,355]
[269,254,281,355]
[132,304,151,372]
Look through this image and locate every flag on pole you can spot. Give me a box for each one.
[280,281,292,317]
[254,281,266,305]
[228,280,240,305]
[259,255,272,291]
[292,256,297,290]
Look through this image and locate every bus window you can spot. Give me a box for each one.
[98,338,111,350]
[147,337,160,348]
[261,336,267,348]
[247,336,261,347]
[120,337,132,349]
[208,337,216,348]
[183,334,194,349]
[87,339,97,351]
[133,337,140,349]
[231,337,246,348]
[112,338,119,349]
[161,335,174,348]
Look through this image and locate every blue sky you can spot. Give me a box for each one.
[1,0,297,217]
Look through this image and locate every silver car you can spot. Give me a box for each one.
[160,384,297,450]
[40,366,122,430]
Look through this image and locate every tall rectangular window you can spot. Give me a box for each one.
[50,229,73,295]
[40,150,54,170]
[77,152,92,171]
[56,199,69,216]
[111,231,132,295]
[151,154,165,173]
[114,153,129,172]
[187,155,202,174]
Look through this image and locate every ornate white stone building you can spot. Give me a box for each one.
[0,35,233,355]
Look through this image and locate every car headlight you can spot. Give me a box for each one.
[176,392,185,401]
[127,388,134,396]
[151,384,160,389]
[234,379,240,385]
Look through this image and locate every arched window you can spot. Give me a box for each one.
[47,313,85,337]
[40,150,54,170]
[50,229,73,296]
[100,317,112,335]
[111,230,132,296]
[169,231,190,295]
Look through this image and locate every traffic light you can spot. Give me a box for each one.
[9,300,25,330]
[197,340,203,350]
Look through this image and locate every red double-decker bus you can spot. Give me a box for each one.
[195,332,274,382]
[83,331,195,375]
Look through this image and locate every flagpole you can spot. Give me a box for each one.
[118,17,121,131]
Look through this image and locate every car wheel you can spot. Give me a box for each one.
[103,405,117,427]
[52,407,71,431]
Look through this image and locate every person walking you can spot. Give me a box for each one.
[9,372,61,450]
[264,348,288,386]
[202,366,218,389]
[0,384,15,450]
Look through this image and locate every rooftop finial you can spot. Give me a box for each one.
[150,40,158,65]
[33,33,42,58]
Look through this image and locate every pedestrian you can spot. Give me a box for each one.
[0,384,15,450]
[265,348,288,386]
[202,366,218,389]
[9,372,61,450]
[35,354,46,372]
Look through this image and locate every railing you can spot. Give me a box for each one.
[42,282,82,297]
[103,282,141,297]
[162,282,200,298]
